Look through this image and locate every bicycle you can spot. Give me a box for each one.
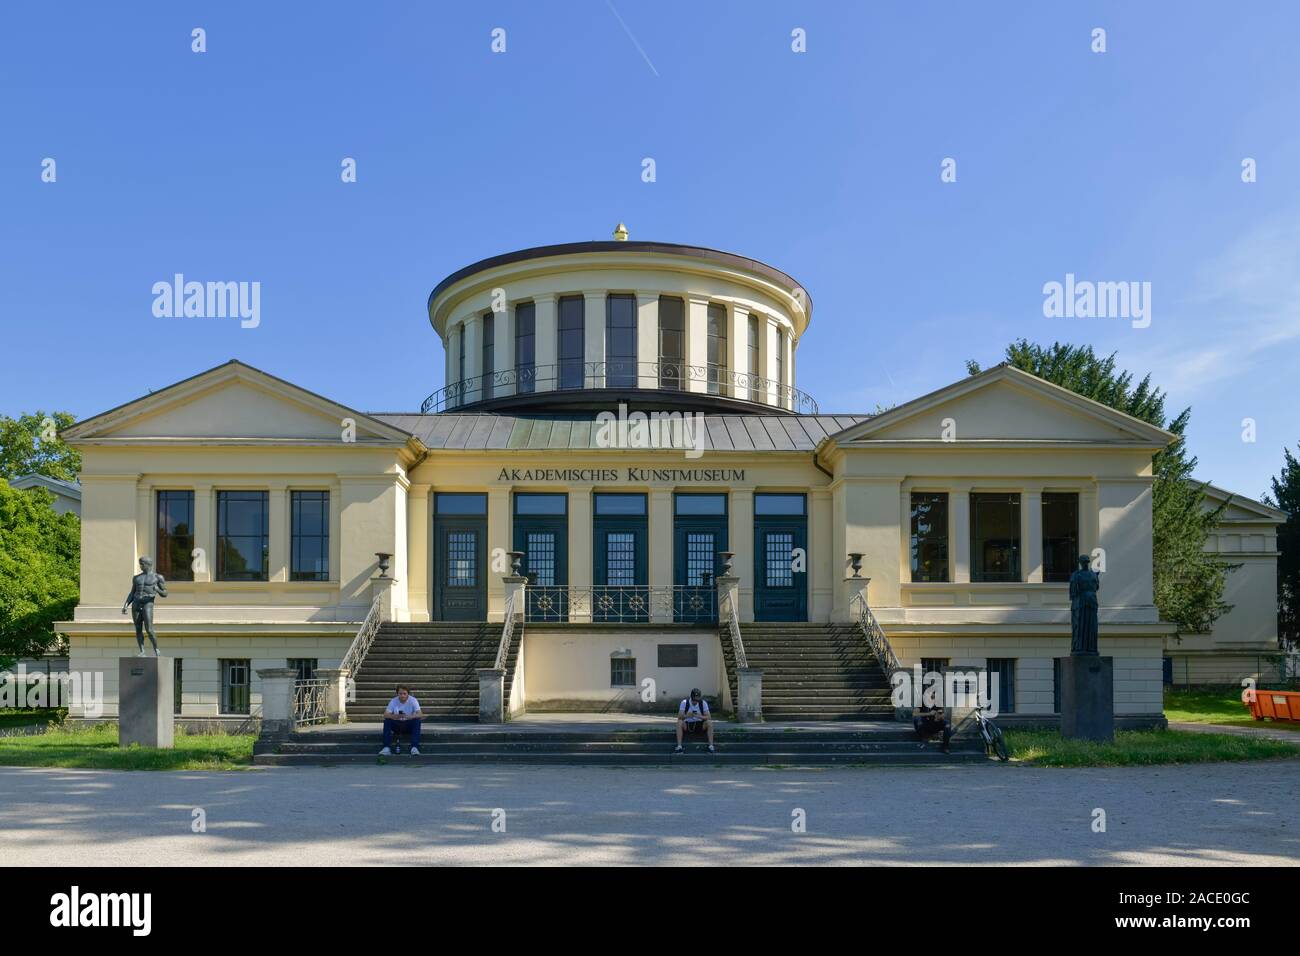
[972,705,1010,761]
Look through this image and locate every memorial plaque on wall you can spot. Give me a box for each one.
[657,644,699,668]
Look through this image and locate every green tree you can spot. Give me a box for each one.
[967,340,1235,637]
[0,481,79,663]
[1263,444,1300,650]
[0,410,81,481]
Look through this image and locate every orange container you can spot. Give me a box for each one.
[1246,690,1300,722]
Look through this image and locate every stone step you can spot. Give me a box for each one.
[271,737,979,754]
[254,749,987,766]
[252,724,986,765]
[274,733,941,749]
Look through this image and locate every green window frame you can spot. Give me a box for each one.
[970,493,1021,583]
[290,491,329,582]
[156,490,195,582]
[910,492,949,582]
[216,491,269,582]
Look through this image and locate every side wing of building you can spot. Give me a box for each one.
[1164,484,1285,685]
[58,361,421,724]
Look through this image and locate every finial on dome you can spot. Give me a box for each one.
[612,222,629,241]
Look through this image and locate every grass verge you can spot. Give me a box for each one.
[1163,687,1300,732]
[1004,728,1299,767]
[0,723,255,770]
[0,707,67,730]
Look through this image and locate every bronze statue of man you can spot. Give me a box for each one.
[1068,554,1100,656]
[122,556,168,656]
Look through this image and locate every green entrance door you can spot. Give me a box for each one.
[593,493,648,622]
[753,493,808,622]
[673,493,726,624]
[433,493,488,622]
[513,493,568,622]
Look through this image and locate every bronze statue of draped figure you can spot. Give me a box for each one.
[1068,554,1100,655]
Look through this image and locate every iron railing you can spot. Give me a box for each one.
[523,585,717,625]
[850,591,900,676]
[494,585,520,670]
[421,361,819,415]
[341,593,384,677]
[292,679,329,727]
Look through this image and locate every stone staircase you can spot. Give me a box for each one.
[253,723,986,766]
[721,622,895,721]
[349,622,520,722]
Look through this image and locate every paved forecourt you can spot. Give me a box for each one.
[2,759,1298,866]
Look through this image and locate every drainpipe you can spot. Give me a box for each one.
[811,438,834,481]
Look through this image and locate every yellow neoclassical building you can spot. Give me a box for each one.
[58,231,1282,726]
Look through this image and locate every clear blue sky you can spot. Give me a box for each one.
[2,1,1297,501]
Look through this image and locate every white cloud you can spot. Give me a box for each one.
[1140,217,1300,396]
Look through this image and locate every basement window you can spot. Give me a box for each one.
[610,658,637,687]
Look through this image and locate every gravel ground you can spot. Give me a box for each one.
[2,759,1297,866]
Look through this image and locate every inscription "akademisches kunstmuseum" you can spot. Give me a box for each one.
[497,467,745,483]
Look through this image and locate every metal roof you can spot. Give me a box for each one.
[427,240,811,317]
[373,412,869,452]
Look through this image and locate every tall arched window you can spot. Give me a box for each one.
[606,294,637,389]
[481,312,494,400]
[515,302,536,394]
[747,314,760,402]
[658,296,684,390]
[558,295,585,390]
[776,330,788,408]
[456,323,465,408]
[707,303,727,395]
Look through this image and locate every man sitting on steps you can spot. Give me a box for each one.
[913,702,952,754]
[379,685,423,756]
[674,688,716,754]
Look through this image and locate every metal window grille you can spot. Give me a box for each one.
[526,532,556,587]
[221,659,250,715]
[765,532,794,587]
[687,532,715,585]
[606,533,636,586]
[610,658,637,687]
[447,532,477,586]
[987,658,1016,714]
[288,658,318,682]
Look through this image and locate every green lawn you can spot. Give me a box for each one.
[0,724,255,770]
[1004,727,1300,767]
[1163,687,1300,732]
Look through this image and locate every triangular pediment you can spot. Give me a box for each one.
[829,365,1175,447]
[64,360,412,445]
[1198,483,1286,523]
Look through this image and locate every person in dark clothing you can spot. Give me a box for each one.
[913,703,952,753]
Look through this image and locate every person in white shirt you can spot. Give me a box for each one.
[674,687,716,754]
[379,686,423,756]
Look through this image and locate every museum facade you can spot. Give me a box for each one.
[58,230,1282,724]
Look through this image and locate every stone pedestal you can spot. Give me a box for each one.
[502,575,526,621]
[736,667,763,723]
[1060,655,1114,742]
[118,656,174,749]
[317,668,350,723]
[837,575,870,623]
[370,575,399,623]
[257,667,298,738]
[478,668,506,723]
